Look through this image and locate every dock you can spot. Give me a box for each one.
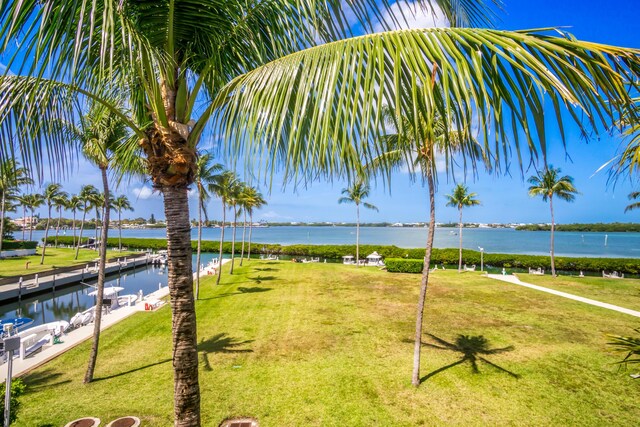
[0,253,153,302]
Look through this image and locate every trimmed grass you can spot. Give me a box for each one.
[0,248,138,278]
[16,262,640,426]
[521,274,640,311]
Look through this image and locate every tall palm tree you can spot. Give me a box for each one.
[227,182,244,275]
[112,195,134,251]
[209,171,240,286]
[67,195,83,247]
[338,181,378,265]
[528,166,579,277]
[40,183,64,264]
[239,185,266,266]
[194,154,223,299]
[90,192,104,248]
[22,194,44,242]
[0,159,32,251]
[75,185,99,260]
[445,184,481,272]
[3,1,640,421]
[53,192,69,248]
[625,191,640,213]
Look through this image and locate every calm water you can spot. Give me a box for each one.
[0,253,221,329]
[29,226,640,258]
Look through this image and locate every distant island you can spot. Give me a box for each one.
[515,223,640,233]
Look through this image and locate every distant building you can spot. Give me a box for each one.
[11,217,38,228]
[390,222,404,227]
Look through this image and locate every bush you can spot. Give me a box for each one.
[386,258,424,273]
[1,378,26,425]
[1,240,38,250]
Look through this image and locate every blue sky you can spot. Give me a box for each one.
[12,0,640,224]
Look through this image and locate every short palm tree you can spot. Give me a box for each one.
[22,194,44,241]
[194,153,223,299]
[75,185,99,260]
[112,195,134,251]
[17,194,30,241]
[239,185,266,265]
[67,195,83,247]
[528,166,579,277]
[209,171,240,286]
[40,183,65,264]
[608,327,640,377]
[53,192,69,247]
[625,191,640,213]
[338,181,378,265]
[3,0,640,420]
[445,184,481,272]
[0,159,32,251]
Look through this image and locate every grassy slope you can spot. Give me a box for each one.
[16,262,640,426]
[521,274,640,311]
[0,248,137,278]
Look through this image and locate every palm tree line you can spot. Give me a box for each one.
[2,0,640,424]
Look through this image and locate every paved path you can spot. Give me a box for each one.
[1,258,230,379]
[488,274,640,318]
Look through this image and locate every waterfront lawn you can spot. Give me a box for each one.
[16,262,640,426]
[0,248,137,278]
[522,274,640,311]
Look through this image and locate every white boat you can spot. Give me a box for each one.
[16,320,69,359]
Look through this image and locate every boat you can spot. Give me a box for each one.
[0,317,34,337]
[16,320,69,359]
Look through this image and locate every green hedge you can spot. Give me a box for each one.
[1,240,38,250]
[386,258,424,273]
[47,236,640,275]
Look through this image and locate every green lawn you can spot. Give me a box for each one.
[15,262,640,426]
[0,248,138,278]
[521,274,640,311]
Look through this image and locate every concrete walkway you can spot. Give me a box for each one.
[1,258,230,379]
[488,274,640,318]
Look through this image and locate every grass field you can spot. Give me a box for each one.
[15,262,640,426]
[0,248,137,278]
[522,274,640,311]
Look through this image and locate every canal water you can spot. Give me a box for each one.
[0,253,221,329]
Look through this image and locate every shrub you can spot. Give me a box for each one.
[1,378,26,425]
[386,258,424,273]
[1,240,38,250]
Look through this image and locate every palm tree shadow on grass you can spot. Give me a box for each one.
[417,333,520,383]
[200,286,272,300]
[199,333,253,371]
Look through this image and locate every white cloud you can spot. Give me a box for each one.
[373,3,449,33]
[259,210,293,220]
[132,186,157,200]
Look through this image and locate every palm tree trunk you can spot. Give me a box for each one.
[356,204,360,267]
[40,206,52,265]
[195,197,203,300]
[29,208,35,241]
[0,192,5,252]
[247,213,253,260]
[95,209,99,249]
[21,204,26,241]
[162,186,200,426]
[240,210,247,267]
[458,206,463,273]
[55,207,62,247]
[230,206,237,274]
[216,204,226,286]
[118,210,122,251]
[412,170,436,387]
[75,206,88,260]
[85,166,110,383]
[72,210,77,247]
[550,196,556,277]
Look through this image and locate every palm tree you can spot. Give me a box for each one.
[625,191,640,213]
[528,166,579,277]
[0,159,32,251]
[67,195,83,247]
[239,186,266,266]
[22,194,44,242]
[75,185,99,260]
[209,171,240,286]
[53,192,69,248]
[227,182,244,275]
[39,183,64,264]
[17,194,30,241]
[194,154,223,299]
[112,195,134,251]
[445,184,481,272]
[3,1,640,421]
[338,181,378,265]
